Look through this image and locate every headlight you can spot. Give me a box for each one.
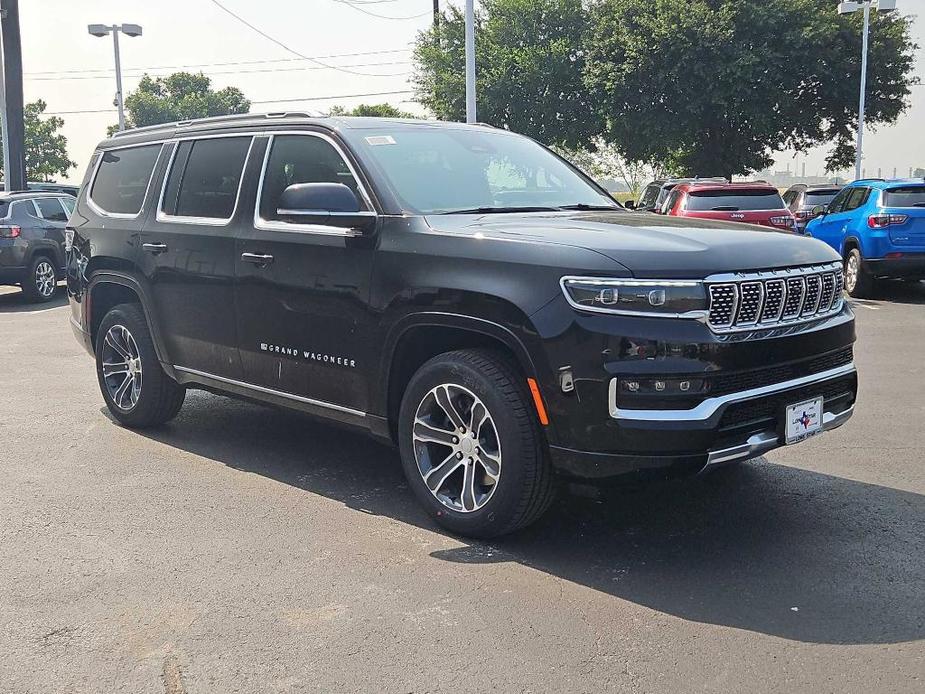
[560,277,708,317]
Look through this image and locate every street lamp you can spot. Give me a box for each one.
[837,0,897,181]
[87,23,143,131]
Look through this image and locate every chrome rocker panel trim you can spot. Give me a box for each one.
[609,362,857,422]
[702,404,854,470]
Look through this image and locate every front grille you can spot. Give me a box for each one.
[707,263,844,333]
[708,347,853,396]
[718,375,856,430]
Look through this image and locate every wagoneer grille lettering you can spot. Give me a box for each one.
[707,263,844,332]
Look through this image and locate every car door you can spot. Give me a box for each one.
[234,132,376,415]
[32,196,70,273]
[808,187,852,248]
[138,135,254,380]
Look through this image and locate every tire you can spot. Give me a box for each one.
[95,303,185,428]
[398,349,556,538]
[20,255,58,303]
[844,248,875,298]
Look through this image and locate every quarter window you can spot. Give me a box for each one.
[258,135,366,222]
[60,197,76,215]
[35,197,69,222]
[161,137,252,220]
[90,144,161,215]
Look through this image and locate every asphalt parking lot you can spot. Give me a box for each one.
[1,283,923,693]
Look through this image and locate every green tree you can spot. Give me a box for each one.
[328,103,418,118]
[413,0,598,149]
[1,99,76,182]
[585,0,918,177]
[113,72,250,134]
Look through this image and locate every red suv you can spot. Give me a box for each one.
[664,182,796,231]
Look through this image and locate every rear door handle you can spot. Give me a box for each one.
[241,252,274,266]
[142,242,168,254]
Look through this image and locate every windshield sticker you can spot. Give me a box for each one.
[366,135,396,146]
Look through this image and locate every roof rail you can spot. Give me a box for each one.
[110,111,317,138]
[852,178,885,183]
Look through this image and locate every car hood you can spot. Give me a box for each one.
[423,210,840,278]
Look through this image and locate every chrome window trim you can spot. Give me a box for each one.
[173,366,365,418]
[254,132,376,238]
[558,276,709,320]
[609,362,856,422]
[155,135,256,227]
[86,142,165,219]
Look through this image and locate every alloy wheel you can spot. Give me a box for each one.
[101,324,143,411]
[34,260,56,298]
[412,383,502,513]
[845,253,859,293]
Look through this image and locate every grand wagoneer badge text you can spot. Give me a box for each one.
[260,343,357,368]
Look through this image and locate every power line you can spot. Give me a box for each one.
[23,47,412,77]
[206,0,409,77]
[44,89,416,116]
[331,0,432,20]
[26,60,411,82]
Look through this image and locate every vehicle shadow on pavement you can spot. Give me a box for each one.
[850,279,925,306]
[0,286,67,312]
[131,390,925,648]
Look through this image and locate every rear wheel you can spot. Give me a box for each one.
[398,349,555,538]
[20,256,57,303]
[95,303,185,427]
[844,248,875,298]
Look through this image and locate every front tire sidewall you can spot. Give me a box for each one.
[398,355,541,538]
[844,248,873,298]
[22,257,57,303]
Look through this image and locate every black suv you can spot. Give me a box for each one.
[67,114,857,537]
[0,191,74,302]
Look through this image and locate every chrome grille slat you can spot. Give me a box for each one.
[706,264,844,333]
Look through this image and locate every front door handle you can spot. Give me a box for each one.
[241,252,274,266]
[142,242,168,254]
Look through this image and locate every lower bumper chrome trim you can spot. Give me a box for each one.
[702,404,855,470]
[610,362,856,422]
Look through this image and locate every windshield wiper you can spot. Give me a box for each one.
[440,205,562,214]
[556,203,621,211]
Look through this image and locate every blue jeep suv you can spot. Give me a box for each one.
[806,179,925,297]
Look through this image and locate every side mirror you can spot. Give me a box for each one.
[276,182,375,234]
[623,200,636,210]
[810,204,827,218]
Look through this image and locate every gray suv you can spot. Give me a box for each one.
[0,191,74,302]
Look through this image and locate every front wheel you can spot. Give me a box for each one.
[95,303,185,427]
[398,349,555,538]
[844,248,875,298]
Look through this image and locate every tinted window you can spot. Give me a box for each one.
[259,135,366,221]
[35,197,68,222]
[666,189,683,214]
[826,188,852,213]
[60,196,76,215]
[10,200,38,221]
[685,189,786,211]
[803,190,841,208]
[638,183,661,209]
[843,187,870,212]
[883,186,925,207]
[90,145,161,215]
[162,137,251,219]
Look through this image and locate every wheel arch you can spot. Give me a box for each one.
[381,313,542,443]
[86,270,175,378]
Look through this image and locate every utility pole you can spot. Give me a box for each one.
[464,0,476,123]
[432,0,440,32]
[1,0,27,191]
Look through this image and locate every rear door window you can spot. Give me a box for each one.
[685,189,786,211]
[161,137,252,220]
[883,186,925,207]
[89,144,162,215]
[35,197,69,222]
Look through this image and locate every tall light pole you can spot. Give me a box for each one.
[464,0,476,123]
[88,23,143,131]
[837,0,896,181]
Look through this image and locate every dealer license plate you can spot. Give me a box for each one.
[785,396,823,445]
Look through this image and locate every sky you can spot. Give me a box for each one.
[13,0,925,183]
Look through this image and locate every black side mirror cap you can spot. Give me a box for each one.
[276,182,375,234]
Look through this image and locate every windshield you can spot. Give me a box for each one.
[347,127,618,214]
[883,186,925,207]
[686,189,786,211]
